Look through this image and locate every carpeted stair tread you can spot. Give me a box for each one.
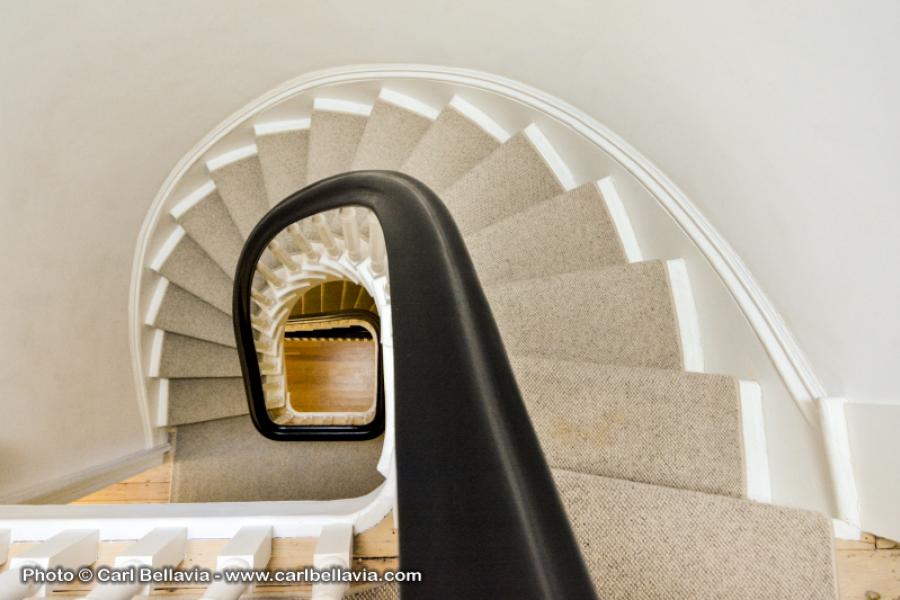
[155,333,241,378]
[166,377,247,426]
[352,95,434,170]
[306,107,369,183]
[345,583,399,599]
[171,186,245,277]
[171,415,384,502]
[400,104,501,192]
[149,281,234,348]
[208,151,270,240]
[553,469,837,599]
[255,124,310,207]
[511,354,744,497]
[154,233,232,315]
[465,182,629,286]
[486,261,683,370]
[441,130,565,235]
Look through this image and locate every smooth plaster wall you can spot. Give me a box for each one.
[0,0,897,509]
[846,404,900,541]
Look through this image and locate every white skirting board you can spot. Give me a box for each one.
[449,95,510,143]
[740,380,772,503]
[597,177,642,263]
[818,397,861,528]
[666,259,704,373]
[205,144,258,172]
[0,445,169,505]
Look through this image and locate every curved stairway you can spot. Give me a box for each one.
[145,88,838,598]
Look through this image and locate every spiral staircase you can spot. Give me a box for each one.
[0,78,842,599]
[132,84,840,598]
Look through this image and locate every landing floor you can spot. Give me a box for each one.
[74,452,899,599]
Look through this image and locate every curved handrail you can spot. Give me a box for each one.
[233,171,597,599]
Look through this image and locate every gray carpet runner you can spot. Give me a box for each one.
[171,415,384,502]
[157,86,838,598]
[554,469,837,599]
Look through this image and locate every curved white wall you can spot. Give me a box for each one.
[1,0,897,516]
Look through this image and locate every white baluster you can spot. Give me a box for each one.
[287,223,319,262]
[340,207,362,263]
[255,334,275,355]
[311,523,353,600]
[0,530,8,566]
[251,311,272,331]
[0,529,97,600]
[200,527,271,600]
[250,289,273,309]
[263,380,286,409]
[367,214,386,276]
[256,263,285,288]
[313,214,342,259]
[0,565,32,600]
[268,240,299,273]
[85,528,186,600]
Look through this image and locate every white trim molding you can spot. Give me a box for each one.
[206,144,258,172]
[739,380,772,503]
[0,482,391,542]
[448,95,510,143]
[597,177,642,263]
[817,397,861,527]
[130,63,829,452]
[312,98,372,117]
[832,518,863,541]
[378,88,439,120]
[666,259,704,373]
[253,118,311,136]
[0,445,170,505]
[523,124,577,192]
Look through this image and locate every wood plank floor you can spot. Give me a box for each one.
[74,456,899,599]
[66,448,395,598]
[284,339,377,413]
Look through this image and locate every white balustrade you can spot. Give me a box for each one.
[199,526,271,600]
[268,241,299,273]
[311,523,353,600]
[0,529,97,600]
[340,208,362,263]
[287,223,319,262]
[250,288,274,309]
[85,528,186,600]
[313,214,342,259]
[0,530,8,566]
[256,263,285,288]
[367,214,386,276]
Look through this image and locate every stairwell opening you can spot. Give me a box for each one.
[269,281,381,426]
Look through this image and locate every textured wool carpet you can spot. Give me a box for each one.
[171,415,384,502]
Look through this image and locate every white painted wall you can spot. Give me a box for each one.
[846,404,900,541]
[0,0,897,527]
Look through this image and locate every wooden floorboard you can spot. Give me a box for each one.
[283,339,376,413]
[65,451,397,597]
[836,535,900,599]
[72,451,173,504]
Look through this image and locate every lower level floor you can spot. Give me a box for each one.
[69,450,899,599]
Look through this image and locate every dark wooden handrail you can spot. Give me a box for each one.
[233,171,598,599]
